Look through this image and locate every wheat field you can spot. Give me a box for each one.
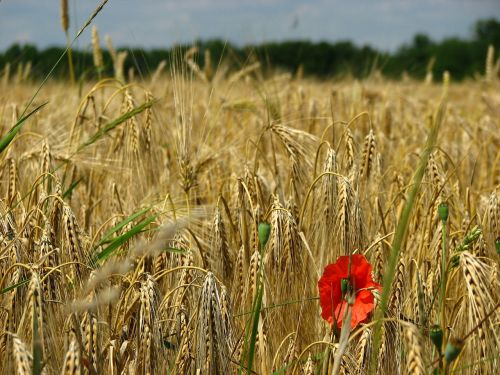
[0,43,499,375]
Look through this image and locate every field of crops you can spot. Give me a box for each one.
[0,36,499,374]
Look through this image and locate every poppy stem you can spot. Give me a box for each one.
[321,339,332,375]
[331,302,353,375]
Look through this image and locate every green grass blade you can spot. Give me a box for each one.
[1,101,154,219]
[246,282,264,373]
[32,307,42,375]
[162,247,187,254]
[0,102,48,154]
[62,177,83,199]
[79,100,156,149]
[369,100,446,373]
[94,214,157,264]
[18,0,110,120]
[96,207,152,247]
[0,279,29,295]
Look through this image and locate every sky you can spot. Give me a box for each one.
[1,0,499,51]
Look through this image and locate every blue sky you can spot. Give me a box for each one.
[1,0,499,51]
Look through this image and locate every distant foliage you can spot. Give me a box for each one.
[0,18,499,81]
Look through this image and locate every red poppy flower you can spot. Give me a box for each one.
[318,254,381,329]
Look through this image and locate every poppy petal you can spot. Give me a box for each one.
[350,254,372,289]
[318,254,380,329]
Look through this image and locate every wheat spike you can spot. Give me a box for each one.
[302,353,315,375]
[203,49,213,81]
[61,336,81,375]
[7,157,17,204]
[143,91,153,152]
[360,129,376,180]
[355,327,372,374]
[268,196,304,279]
[81,312,98,373]
[281,335,298,371]
[320,147,338,225]
[389,258,405,315]
[60,0,69,33]
[376,325,386,374]
[41,140,51,192]
[62,204,86,283]
[29,271,46,357]
[335,177,361,255]
[124,89,140,158]
[344,127,355,171]
[373,233,385,283]
[195,272,233,374]
[172,249,194,312]
[269,123,315,191]
[245,243,262,307]
[2,62,10,86]
[314,148,339,262]
[211,204,232,280]
[383,104,393,137]
[49,183,63,247]
[139,273,161,374]
[485,192,499,251]
[114,51,128,81]
[173,306,193,374]
[404,325,424,375]
[91,26,103,70]
[486,44,495,83]
[40,233,59,300]
[12,334,32,375]
[105,35,117,62]
[232,245,245,308]
[460,251,500,361]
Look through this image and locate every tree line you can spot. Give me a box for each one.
[1,18,499,82]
